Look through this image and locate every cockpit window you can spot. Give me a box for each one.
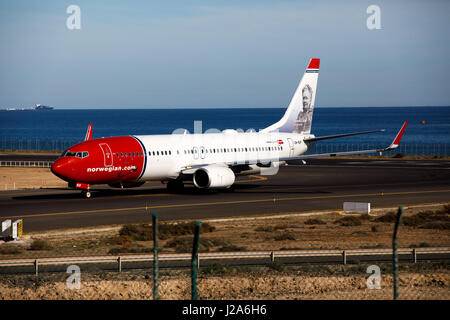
[64,151,89,158]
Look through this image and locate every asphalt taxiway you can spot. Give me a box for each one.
[1,159,449,232]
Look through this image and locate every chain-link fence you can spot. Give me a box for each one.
[0,139,79,153]
[0,257,448,300]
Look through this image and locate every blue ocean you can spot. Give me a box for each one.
[0,107,449,155]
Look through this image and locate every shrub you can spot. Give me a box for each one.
[272,232,296,241]
[115,235,133,246]
[374,212,397,223]
[166,237,223,253]
[216,244,247,252]
[255,224,294,232]
[419,221,450,230]
[201,263,250,275]
[119,222,216,241]
[442,204,450,214]
[29,239,52,251]
[268,261,285,272]
[255,226,275,232]
[0,246,23,255]
[334,216,362,226]
[108,247,154,255]
[402,209,450,228]
[304,218,326,225]
[360,244,387,249]
[409,242,431,248]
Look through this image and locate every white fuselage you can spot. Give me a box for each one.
[134,131,312,181]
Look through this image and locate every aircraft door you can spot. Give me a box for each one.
[99,143,113,167]
[287,138,295,157]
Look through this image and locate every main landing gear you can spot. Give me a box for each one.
[166,180,184,193]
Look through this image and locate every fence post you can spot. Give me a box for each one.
[342,250,346,265]
[270,251,275,262]
[152,211,159,300]
[118,256,122,273]
[412,248,417,264]
[34,259,39,276]
[192,221,201,300]
[392,206,403,300]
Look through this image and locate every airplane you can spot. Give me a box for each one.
[51,58,408,198]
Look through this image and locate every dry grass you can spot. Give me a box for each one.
[1,203,449,260]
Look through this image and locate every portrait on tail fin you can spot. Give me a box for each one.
[294,84,314,133]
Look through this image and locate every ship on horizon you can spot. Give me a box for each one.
[4,104,54,111]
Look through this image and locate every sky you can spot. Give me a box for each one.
[0,0,449,109]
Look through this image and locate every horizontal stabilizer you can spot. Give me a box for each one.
[304,129,385,143]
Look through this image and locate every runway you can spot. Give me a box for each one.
[1,159,449,232]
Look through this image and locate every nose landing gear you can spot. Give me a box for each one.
[81,190,92,198]
[69,182,92,198]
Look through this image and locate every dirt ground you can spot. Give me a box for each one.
[0,167,66,190]
[0,166,449,300]
[0,264,448,300]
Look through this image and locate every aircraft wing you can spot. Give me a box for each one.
[181,121,408,171]
[304,129,385,143]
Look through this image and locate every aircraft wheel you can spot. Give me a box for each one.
[82,191,92,198]
[167,180,184,193]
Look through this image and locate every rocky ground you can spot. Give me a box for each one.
[0,264,448,300]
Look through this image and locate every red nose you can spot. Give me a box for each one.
[51,158,72,182]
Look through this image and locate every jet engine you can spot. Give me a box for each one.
[193,166,235,189]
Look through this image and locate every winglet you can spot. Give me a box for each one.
[85,124,93,141]
[387,121,408,150]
